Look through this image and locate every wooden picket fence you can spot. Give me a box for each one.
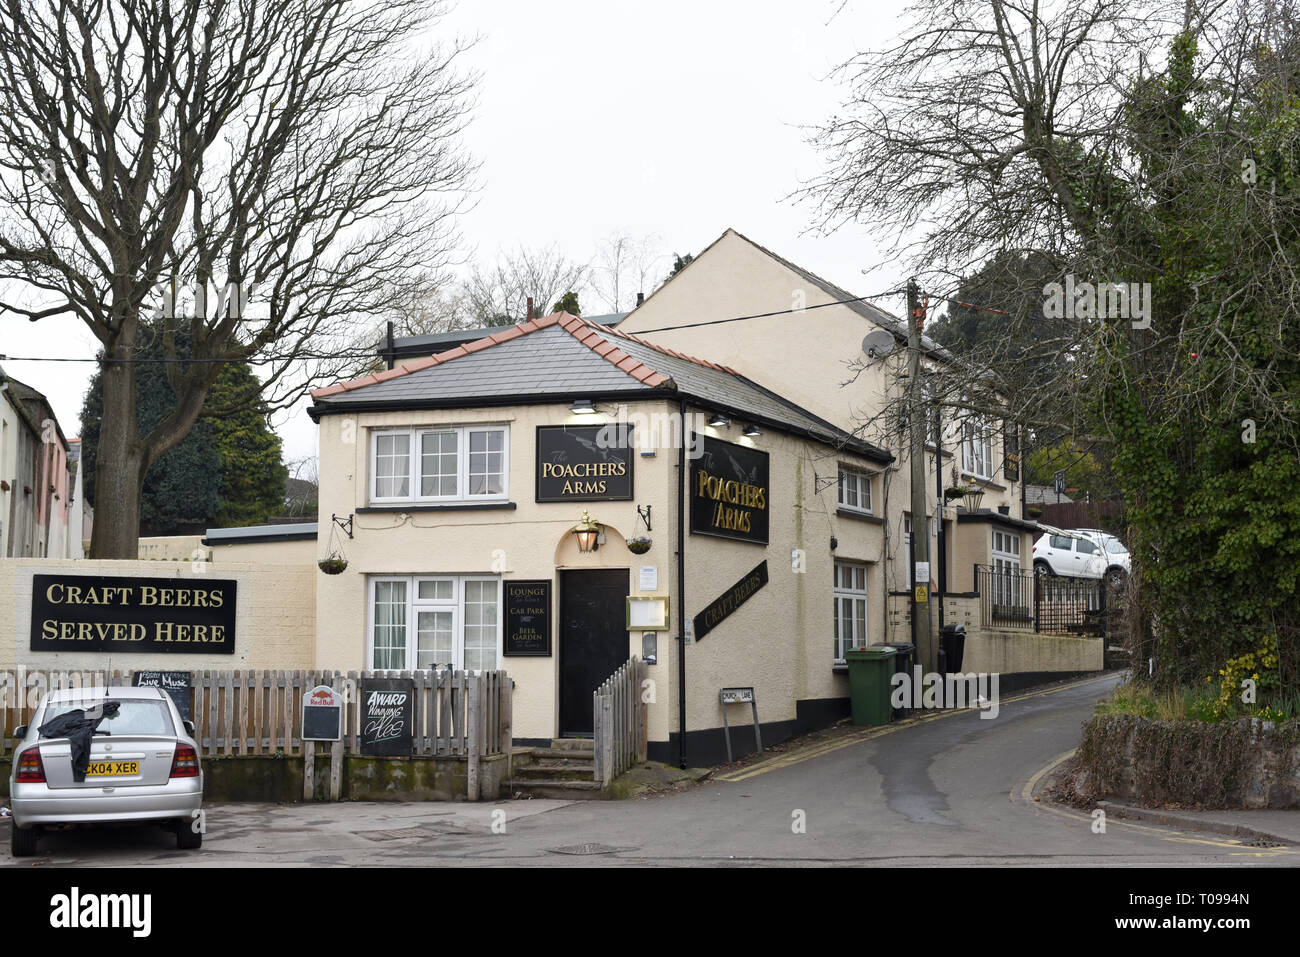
[0,668,512,800]
[592,656,647,787]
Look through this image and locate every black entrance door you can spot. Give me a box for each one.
[559,569,630,736]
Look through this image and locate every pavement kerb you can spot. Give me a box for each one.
[1030,749,1297,848]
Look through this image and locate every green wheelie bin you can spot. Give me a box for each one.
[845,645,897,726]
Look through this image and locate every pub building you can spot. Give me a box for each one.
[307,311,893,764]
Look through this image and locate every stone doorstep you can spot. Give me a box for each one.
[508,779,609,801]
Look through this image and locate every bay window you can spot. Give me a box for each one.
[370,425,508,505]
[369,575,501,671]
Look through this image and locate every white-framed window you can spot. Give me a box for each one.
[370,425,508,505]
[991,530,1022,606]
[837,467,873,514]
[368,575,501,671]
[834,560,869,663]
[962,418,995,480]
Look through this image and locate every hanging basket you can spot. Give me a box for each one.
[318,557,348,575]
[627,536,652,555]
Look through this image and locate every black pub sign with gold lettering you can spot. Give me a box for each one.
[536,425,634,502]
[30,574,237,654]
[689,435,769,545]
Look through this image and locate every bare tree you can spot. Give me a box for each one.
[459,244,588,325]
[589,231,666,312]
[0,0,477,556]
[801,0,1300,680]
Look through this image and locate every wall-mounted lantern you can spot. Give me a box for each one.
[573,510,600,553]
[963,487,985,513]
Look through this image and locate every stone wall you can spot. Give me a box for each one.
[1077,714,1300,808]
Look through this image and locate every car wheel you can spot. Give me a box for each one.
[10,824,38,858]
[1034,560,1054,579]
[175,818,203,850]
[1106,567,1128,591]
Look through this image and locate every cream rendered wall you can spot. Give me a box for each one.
[0,558,316,671]
[314,400,681,745]
[621,230,1027,649]
[209,536,316,565]
[137,535,209,562]
[680,419,884,736]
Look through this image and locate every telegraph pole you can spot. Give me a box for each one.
[906,279,935,673]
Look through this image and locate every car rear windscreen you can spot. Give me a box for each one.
[40,699,175,737]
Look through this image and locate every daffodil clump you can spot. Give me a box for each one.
[1206,633,1281,720]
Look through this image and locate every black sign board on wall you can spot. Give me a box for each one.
[536,425,634,502]
[29,574,237,654]
[132,671,193,722]
[359,677,415,755]
[504,580,552,657]
[689,435,770,545]
[693,561,769,641]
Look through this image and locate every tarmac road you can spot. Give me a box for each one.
[4,673,1297,867]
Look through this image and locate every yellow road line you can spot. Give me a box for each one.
[1019,751,1299,856]
[716,674,1114,782]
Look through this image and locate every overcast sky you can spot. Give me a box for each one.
[0,0,910,471]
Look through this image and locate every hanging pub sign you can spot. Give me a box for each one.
[359,677,415,756]
[29,574,237,654]
[503,580,552,657]
[1004,424,1020,482]
[693,561,769,641]
[689,435,770,544]
[132,671,193,722]
[535,425,634,502]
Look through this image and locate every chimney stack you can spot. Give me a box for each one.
[526,296,534,321]
[636,292,644,307]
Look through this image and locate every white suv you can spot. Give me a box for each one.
[1032,528,1130,587]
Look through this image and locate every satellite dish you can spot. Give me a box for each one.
[862,329,896,359]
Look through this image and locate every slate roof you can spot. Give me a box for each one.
[311,312,891,462]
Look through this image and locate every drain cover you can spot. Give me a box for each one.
[547,842,624,856]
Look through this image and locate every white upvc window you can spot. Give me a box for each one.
[962,418,995,480]
[369,425,508,505]
[991,530,1022,606]
[837,467,873,514]
[368,575,501,672]
[833,560,869,663]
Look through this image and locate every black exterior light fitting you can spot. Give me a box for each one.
[571,398,596,415]
[573,510,600,553]
[743,423,761,437]
[707,413,730,428]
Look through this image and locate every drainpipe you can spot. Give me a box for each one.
[934,407,945,631]
[677,397,688,769]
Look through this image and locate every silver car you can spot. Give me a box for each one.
[7,686,203,857]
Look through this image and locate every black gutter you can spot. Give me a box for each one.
[202,531,318,546]
[307,388,678,422]
[311,388,893,464]
[677,397,688,770]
